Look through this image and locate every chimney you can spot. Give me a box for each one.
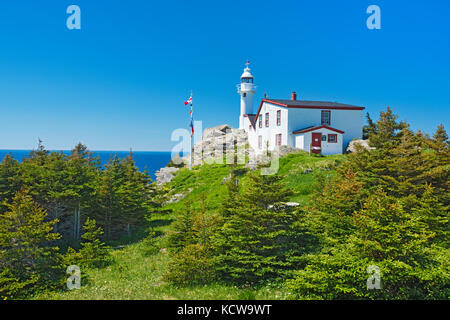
[291,91,297,101]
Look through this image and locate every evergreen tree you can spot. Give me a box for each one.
[167,200,195,253]
[118,153,153,236]
[66,143,100,240]
[287,109,449,299]
[96,152,152,240]
[369,107,407,148]
[362,112,376,140]
[219,173,240,218]
[212,172,304,284]
[0,155,21,212]
[287,190,448,299]
[192,193,222,247]
[0,190,62,299]
[64,218,110,268]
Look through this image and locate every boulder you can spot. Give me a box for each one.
[276,145,301,157]
[155,166,179,185]
[182,124,250,167]
[346,139,375,153]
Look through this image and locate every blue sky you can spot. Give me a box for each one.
[0,0,448,151]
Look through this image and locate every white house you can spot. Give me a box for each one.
[237,63,365,155]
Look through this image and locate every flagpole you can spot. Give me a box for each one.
[190,91,193,170]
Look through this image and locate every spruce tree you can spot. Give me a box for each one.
[0,154,21,212]
[167,200,195,253]
[0,190,61,298]
[212,171,304,284]
[369,106,407,148]
[363,112,376,140]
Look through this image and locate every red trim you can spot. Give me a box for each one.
[275,133,282,146]
[328,134,338,143]
[293,125,345,135]
[321,110,331,125]
[243,114,257,130]
[262,99,288,107]
[311,132,322,154]
[285,105,364,110]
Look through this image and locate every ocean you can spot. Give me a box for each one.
[0,150,173,181]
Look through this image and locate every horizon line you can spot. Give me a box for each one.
[0,148,173,153]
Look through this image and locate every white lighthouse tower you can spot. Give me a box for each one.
[237,61,256,130]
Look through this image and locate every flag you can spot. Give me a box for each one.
[185,91,194,138]
[184,93,192,106]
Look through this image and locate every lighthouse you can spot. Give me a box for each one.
[237,61,256,130]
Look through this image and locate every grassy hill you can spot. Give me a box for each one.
[35,151,345,300]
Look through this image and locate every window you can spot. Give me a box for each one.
[276,110,281,126]
[249,125,252,131]
[258,135,262,149]
[258,115,262,128]
[276,134,282,146]
[265,112,269,127]
[321,110,331,125]
[328,134,337,143]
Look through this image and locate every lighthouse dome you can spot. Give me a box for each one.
[241,67,253,79]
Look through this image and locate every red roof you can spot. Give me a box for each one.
[260,99,365,110]
[293,125,345,134]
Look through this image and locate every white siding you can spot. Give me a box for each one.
[250,102,288,154]
[295,135,304,150]
[246,102,363,155]
[287,107,362,150]
[294,128,343,155]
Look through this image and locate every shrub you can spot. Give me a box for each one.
[141,230,160,256]
[63,218,110,269]
[0,190,62,299]
[164,244,215,285]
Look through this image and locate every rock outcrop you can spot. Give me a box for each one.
[181,124,249,167]
[155,166,179,185]
[155,124,303,185]
[345,139,375,153]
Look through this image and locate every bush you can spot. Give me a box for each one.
[164,244,215,285]
[141,230,160,256]
[63,218,110,269]
[0,190,63,299]
[285,114,450,299]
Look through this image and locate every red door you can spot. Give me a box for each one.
[311,133,322,154]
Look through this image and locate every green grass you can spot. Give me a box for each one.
[34,152,345,300]
[36,237,289,300]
